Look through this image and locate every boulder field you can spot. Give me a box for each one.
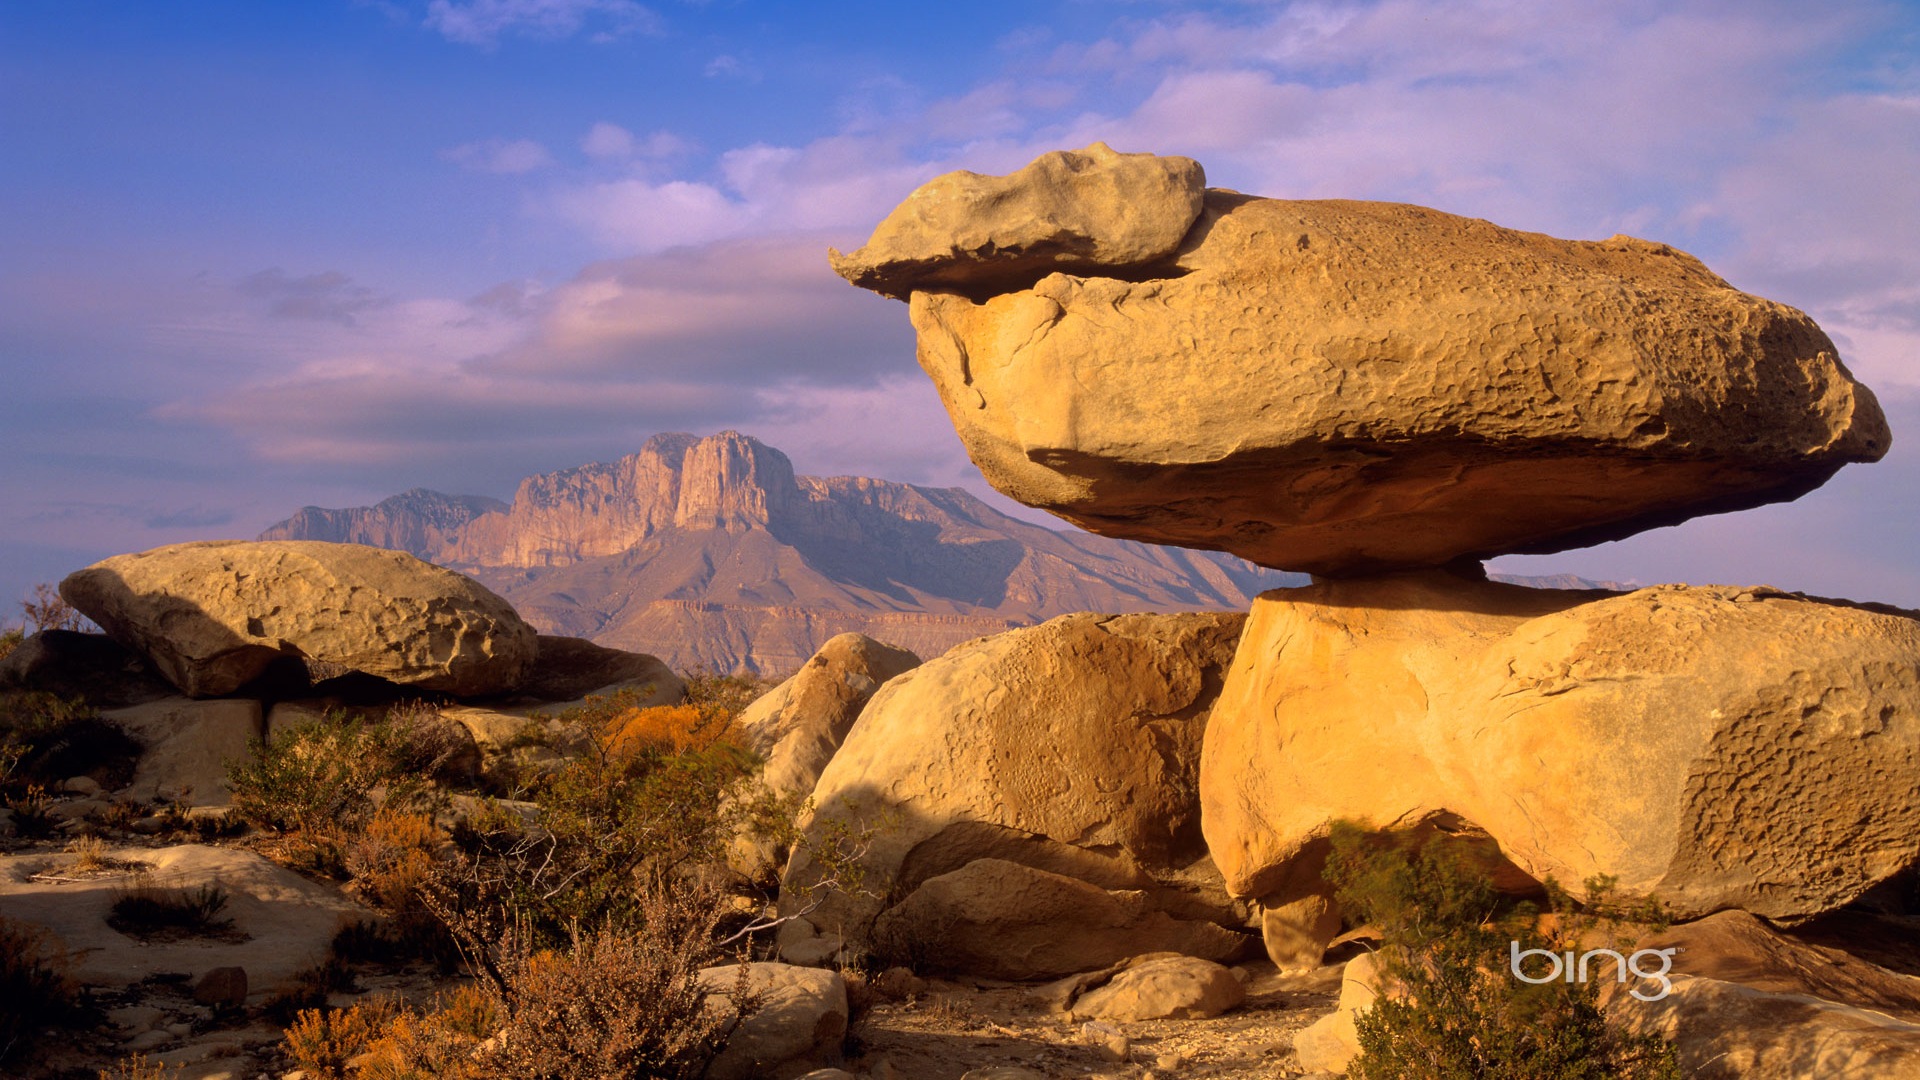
[823,143,1920,1073]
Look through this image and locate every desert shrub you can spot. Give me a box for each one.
[263,955,359,1023]
[5,785,54,838]
[108,882,237,940]
[339,808,460,964]
[0,627,20,664]
[97,1054,183,1079]
[357,984,500,1080]
[283,996,408,1080]
[227,709,441,834]
[1324,821,1681,1080]
[1,915,82,1065]
[434,734,760,943]
[601,702,741,757]
[21,582,88,634]
[0,689,138,796]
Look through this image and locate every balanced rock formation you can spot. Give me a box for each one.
[835,146,1889,576]
[829,142,1205,300]
[1202,572,1920,937]
[60,540,538,698]
[784,612,1254,974]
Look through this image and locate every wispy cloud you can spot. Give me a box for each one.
[239,269,390,326]
[424,0,660,47]
[442,137,554,174]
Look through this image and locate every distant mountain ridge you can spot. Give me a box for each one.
[261,431,1311,673]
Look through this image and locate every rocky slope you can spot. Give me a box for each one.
[261,431,1309,673]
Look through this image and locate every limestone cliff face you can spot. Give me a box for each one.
[259,431,1305,673]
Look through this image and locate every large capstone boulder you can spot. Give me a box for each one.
[785,612,1254,973]
[830,142,1205,300]
[1202,571,1920,942]
[60,540,538,698]
[837,148,1888,576]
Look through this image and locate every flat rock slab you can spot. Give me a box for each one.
[830,143,1204,300]
[106,697,263,807]
[843,149,1889,574]
[61,540,538,698]
[1071,954,1247,1022]
[0,843,369,999]
[1201,572,1920,924]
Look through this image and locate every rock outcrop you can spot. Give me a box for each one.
[733,633,921,881]
[1201,572,1920,931]
[785,612,1255,973]
[829,143,1205,300]
[740,633,921,802]
[60,540,538,698]
[837,147,1889,576]
[262,431,1303,674]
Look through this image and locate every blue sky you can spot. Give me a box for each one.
[3,0,1918,611]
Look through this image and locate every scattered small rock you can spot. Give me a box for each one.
[194,965,249,1009]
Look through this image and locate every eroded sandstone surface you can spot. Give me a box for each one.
[60,540,538,698]
[837,147,1889,575]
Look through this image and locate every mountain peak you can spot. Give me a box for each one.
[672,430,797,530]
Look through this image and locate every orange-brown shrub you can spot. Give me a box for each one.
[600,703,742,758]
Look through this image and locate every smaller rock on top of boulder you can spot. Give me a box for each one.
[829,142,1205,300]
[60,540,538,698]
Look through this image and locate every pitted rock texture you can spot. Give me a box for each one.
[1201,572,1920,922]
[785,612,1253,966]
[830,143,1204,300]
[61,540,538,698]
[843,149,1889,574]
[740,632,922,802]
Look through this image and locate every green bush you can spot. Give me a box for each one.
[1,689,138,796]
[226,705,455,835]
[1324,821,1681,1080]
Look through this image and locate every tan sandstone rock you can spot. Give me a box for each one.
[106,697,264,807]
[1293,951,1382,1074]
[872,858,1248,981]
[842,150,1888,575]
[1202,572,1920,926]
[697,962,849,1080]
[830,143,1204,300]
[0,843,371,997]
[785,612,1252,964]
[741,632,921,801]
[61,540,538,698]
[1069,954,1246,1022]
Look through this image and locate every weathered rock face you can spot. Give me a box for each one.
[785,612,1254,970]
[60,541,538,698]
[830,143,1205,300]
[1202,572,1920,925]
[106,697,264,807]
[0,843,371,997]
[741,632,922,802]
[696,962,848,1080]
[0,630,173,707]
[733,633,921,883]
[871,859,1248,981]
[839,149,1888,575]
